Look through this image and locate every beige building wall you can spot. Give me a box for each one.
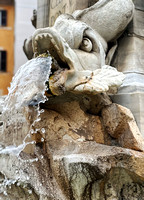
[0,3,14,95]
[0,0,37,95]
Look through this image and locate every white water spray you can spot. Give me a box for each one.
[1,57,52,156]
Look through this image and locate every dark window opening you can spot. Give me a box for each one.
[0,10,7,26]
[0,51,7,72]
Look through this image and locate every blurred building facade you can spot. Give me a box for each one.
[0,0,37,95]
[0,0,14,95]
[14,0,37,73]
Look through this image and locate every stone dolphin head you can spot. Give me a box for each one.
[33,14,107,71]
[32,0,134,95]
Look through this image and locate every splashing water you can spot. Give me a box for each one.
[4,57,52,110]
[1,57,52,157]
[0,57,52,197]
[0,141,36,157]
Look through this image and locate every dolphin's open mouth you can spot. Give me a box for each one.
[32,12,108,72]
[32,27,84,72]
[31,14,125,96]
[31,20,107,95]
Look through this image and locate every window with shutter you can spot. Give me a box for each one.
[0,51,7,72]
[0,10,7,26]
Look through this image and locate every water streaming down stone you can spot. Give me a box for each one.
[5,57,52,110]
[0,57,53,198]
[0,57,52,156]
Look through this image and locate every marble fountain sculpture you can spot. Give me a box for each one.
[1,0,144,199]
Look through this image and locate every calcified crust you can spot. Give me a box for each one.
[32,0,134,95]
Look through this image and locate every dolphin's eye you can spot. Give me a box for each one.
[79,37,93,52]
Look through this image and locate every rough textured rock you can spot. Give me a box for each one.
[1,137,144,199]
[111,4,144,136]
[1,95,144,199]
[102,103,144,151]
[31,99,111,145]
[50,141,144,200]
[1,94,111,148]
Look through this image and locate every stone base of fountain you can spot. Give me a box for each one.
[1,96,144,199]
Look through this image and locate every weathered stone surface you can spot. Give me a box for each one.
[23,37,33,60]
[50,141,144,200]
[0,94,110,149]
[0,172,39,200]
[37,0,50,28]
[112,36,144,73]
[1,95,144,199]
[49,0,89,26]
[1,138,144,199]
[128,9,144,37]
[2,97,144,153]
[112,92,144,137]
[102,103,144,151]
[29,99,112,145]
[73,0,134,42]
[111,5,144,136]
[133,0,144,11]
[37,0,99,28]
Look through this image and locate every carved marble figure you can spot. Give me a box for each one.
[26,0,144,152]
[22,0,144,149]
[32,0,134,96]
[19,0,144,151]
